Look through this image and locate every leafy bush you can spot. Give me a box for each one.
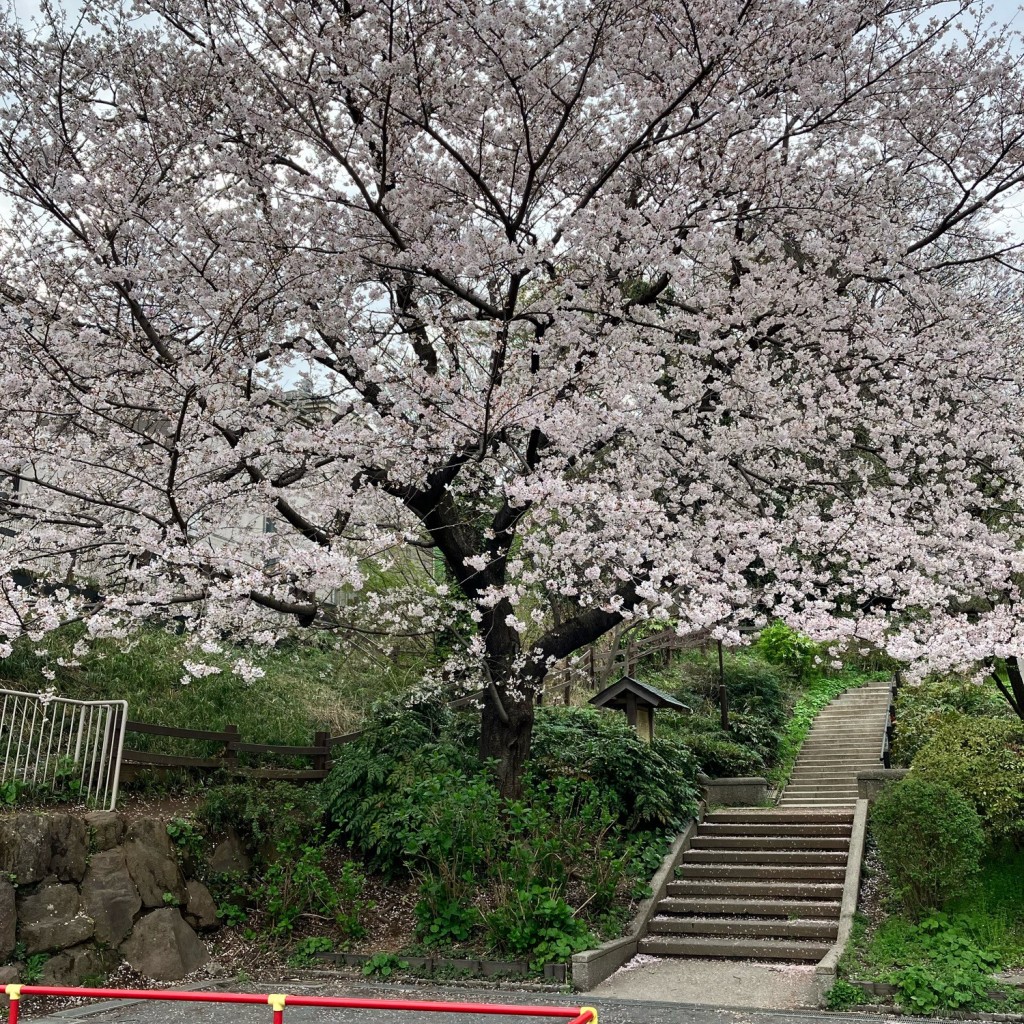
[254,837,369,939]
[198,781,323,855]
[826,980,868,1010]
[911,715,1024,842]
[677,651,789,726]
[755,622,821,681]
[321,702,684,958]
[679,732,765,777]
[414,877,479,947]
[484,885,594,970]
[872,777,985,915]
[892,678,1012,766]
[527,706,699,830]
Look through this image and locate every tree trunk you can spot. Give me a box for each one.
[479,687,536,799]
[993,657,1024,722]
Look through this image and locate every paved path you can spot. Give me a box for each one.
[13,978,926,1024]
[591,957,825,1009]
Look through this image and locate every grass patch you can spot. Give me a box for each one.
[0,625,424,749]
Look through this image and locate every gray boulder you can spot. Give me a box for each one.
[123,818,187,908]
[207,831,251,875]
[39,944,114,986]
[16,882,94,954]
[0,878,15,960]
[47,814,88,883]
[0,814,51,884]
[120,909,209,981]
[80,848,141,946]
[184,881,219,932]
[0,965,20,1011]
[84,811,124,852]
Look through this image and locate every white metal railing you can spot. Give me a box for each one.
[0,688,127,810]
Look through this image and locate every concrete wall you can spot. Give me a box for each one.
[698,774,771,807]
[856,769,909,802]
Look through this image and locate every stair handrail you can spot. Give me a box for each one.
[879,676,897,769]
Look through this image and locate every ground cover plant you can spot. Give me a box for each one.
[0,624,421,755]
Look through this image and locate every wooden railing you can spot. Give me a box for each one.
[120,720,364,781]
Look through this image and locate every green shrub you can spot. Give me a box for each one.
[892,678,1011,766]
[755,622,822,681]
[484,884,594,969]
[197,781,323,856]
[414,877,480,947]
[528,706,699,830]
[677,651,789,726]
[825,980,868,1010]
[911,716,1024,842]
[872,777,985,915]
[679,733,765,777]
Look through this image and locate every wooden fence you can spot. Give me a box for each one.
[119,720,364,781]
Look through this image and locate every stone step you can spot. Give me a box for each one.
[699,823,852,838]
[705,809,853,824]
[668,879,844,899]
[657,897,841,918]
[793,761,879,769]
[683,849,848,865]
[638,935,832,961]
[679,863,846,881]
[648,916,840,940]
[784,787,860,795]
[691,835,851,851]
[779,799,859,805]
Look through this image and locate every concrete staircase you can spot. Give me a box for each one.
[779,679,891,807]
[638,680,891,961]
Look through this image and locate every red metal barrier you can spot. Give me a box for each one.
[3,986,596,1024]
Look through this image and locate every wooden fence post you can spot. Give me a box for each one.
[313,731,330,774]
[223,724,239,769]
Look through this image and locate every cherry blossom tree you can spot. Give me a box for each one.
[2,0,1024,793]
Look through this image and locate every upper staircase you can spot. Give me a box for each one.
[779,679,891,807]
[638,679,891,961]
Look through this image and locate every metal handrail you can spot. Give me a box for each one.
[0,688,127,810]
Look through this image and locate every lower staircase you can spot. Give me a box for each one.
[639,679,891,961]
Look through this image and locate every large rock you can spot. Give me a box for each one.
[48,815,88,883]
[123,818,187,908]
[0,814,51,884]
[16,882,94,954]
[184,881,219,932]
[119,909,209,981]
[84,811,124,852]
[0,878,14,960]
[80,848,141,946]
[207,831,251,875]
[39,944,114,986]
[0,814,87,885]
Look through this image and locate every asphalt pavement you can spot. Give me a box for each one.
[11,978,928,1024]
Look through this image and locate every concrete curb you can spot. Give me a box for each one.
[814,797,868,1000]
[571,804,704,991]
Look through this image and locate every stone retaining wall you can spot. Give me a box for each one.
[0,811,219,990]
